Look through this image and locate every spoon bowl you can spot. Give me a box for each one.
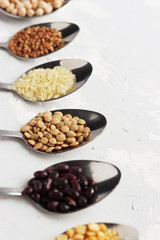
[0,0,70,19]
[0,59,92,102]
[0,21,79,59]
[60,222,138,240]
[0,109,107,154]
[0,160,121,213]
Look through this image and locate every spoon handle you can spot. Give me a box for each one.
[0,130,22,139]
[0,188,22,197]
[0,82,12,90]
[0,41,9,49]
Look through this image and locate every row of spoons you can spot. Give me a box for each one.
[0,13,139,240]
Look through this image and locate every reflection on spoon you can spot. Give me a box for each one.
[0,21,79,59]
[0,109,107,154]
[59,222,138,240]
[0,0,70,19]
[0,160,121,213]
[0,59,92,102]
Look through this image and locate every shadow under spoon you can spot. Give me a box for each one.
[0,21,79,59]
[0,109,107,154]
[0,59,92,102]
[0,160,121,213]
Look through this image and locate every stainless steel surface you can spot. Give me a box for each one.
[0,59,92,102]
[0,0,70,19]
[0,21,79,59]
[104,223,139,240]
[0,188,22,197]
[0,160,121,213]
[0,109,107,154]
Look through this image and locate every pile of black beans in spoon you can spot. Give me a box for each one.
[22,163,97,212]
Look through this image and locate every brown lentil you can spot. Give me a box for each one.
[21,111,91,153]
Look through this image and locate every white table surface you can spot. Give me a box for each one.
[0,0,160,239]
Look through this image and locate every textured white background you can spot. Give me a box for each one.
[0,0,160,239]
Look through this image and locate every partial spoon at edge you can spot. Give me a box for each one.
[0,21,79,59]
[60,222,139,240]
[0,160,121,213]
[0,59,92,102]
[0,0,70,19]
[0,109,107,154]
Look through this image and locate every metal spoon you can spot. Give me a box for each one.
[0,109,107,154]
[0,160,121,213]
[0,0,70,19]
[61,222,139,240]
[0,21,79,59]
[0,59,92,102]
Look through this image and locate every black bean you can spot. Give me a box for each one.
[66,189,80,199]
[87,177,96,187]
[60,173,76,181]
[31,193,40,202]
[69,166,82,175]
[78,175,88,188]
[53,178,68,188]
[43,178,53,192]
[48,171,59,180]
[34,170,48,179]
[59,202,70,212]
[33,180,42,193]
[84,187,95,199]
[28,178,36,186]
[54,164,69,172]
[22,186,33,195]
[71,179,81,192]
[47,201,59,211]
[65,196,77,207]
[77,196,87,207]
[48,190,63,200]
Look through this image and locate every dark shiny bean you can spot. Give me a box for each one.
[33,180,42,193]
[66,189,80,199]
[65,196,77,207]
[34,170,48,179]
[48,190,63,200]
[69,166,82,175]
[87,177,96,187]
[84,187,95,199]
[43,178,53,192]
[59,202,70,212]
[47,201,59,211]
[54,164,69,172]
[78,175,88,188]
[31,193,40,202]
[77,195,87,207]
[53,178,68,188]
[71,179,81,192]
[22,186,33,195]
[48,171,59,180]
[28,178,36,186]
[60,173,76,180]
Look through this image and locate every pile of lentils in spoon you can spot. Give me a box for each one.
[20,111,91,153]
